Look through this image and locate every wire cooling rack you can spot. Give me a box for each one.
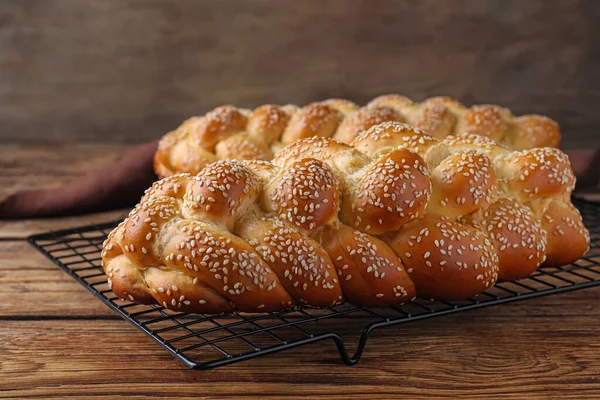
[28,198,600,370]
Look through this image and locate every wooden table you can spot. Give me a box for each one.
[1,144,600,399]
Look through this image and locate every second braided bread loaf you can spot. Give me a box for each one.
[154,95,561,178]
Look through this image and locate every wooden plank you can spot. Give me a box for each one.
[1,311,600,399]
[0,0,599,147]
[0,241,116,318]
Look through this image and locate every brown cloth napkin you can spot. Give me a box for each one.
[0,141,159,219]
[0,143,598,219]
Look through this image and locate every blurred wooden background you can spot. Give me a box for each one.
[0,0,598,147]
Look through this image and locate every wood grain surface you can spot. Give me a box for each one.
[1,0,599,147]
[1,144,600,399]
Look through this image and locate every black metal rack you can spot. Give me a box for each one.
[28,198,600,370]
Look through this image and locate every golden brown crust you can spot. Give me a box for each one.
[264,158,340,233]
[350,122,449,169]
[247,105,291,144]
[427,150,499,219]
[320,98,360,116]
[143,266,234,314]
[494,147,575,203]
[460,197,547,281]
[105,146,425,313]
[537,199,590,268]
[510,115,561,150]
[410,102,457,140]
[368,94,415,109]
[272,136,362,169]
[318,224,415,306]
[238,218,343,308]
[354,122,587,275]
[164,219,294,313]
[189,106,248,151]
[339,148,431,235]
[334,106,403,144]
[422,96,466,112]
[280,103,341,145]
[108,117,586,314]
[154,95,562,179]
[386,215,499,300]
[215,133,273,161]
[456,105,511,142]
[154,129,219,178]
[443,132,509,160]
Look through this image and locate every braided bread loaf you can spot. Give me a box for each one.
[103,122,588,314]
[154,95,561,178]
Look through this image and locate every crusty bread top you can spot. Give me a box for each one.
[154,95,561,178]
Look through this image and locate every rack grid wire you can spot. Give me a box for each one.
[28,198,600,370]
